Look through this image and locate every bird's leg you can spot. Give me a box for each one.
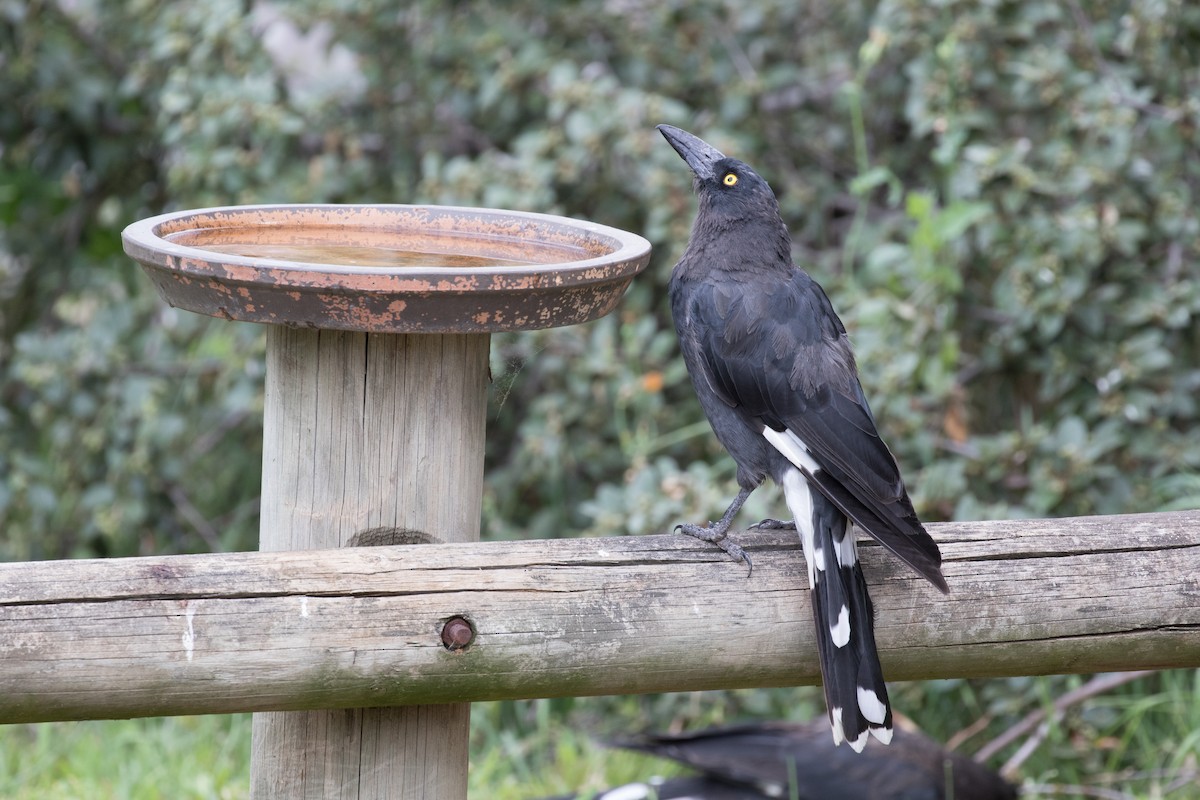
[676,486,754,575]
[750,518,795,531]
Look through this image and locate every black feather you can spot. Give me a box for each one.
[685,271,946,590]
[600,721,1019,800]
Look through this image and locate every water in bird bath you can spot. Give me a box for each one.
[195,242,528,269]
[164,225,589,269]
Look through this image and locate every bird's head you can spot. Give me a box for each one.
[657,124,783,232]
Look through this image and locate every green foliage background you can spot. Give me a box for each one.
[2,0,1199,795]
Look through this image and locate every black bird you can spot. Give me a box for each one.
[657,124,948,752]
[534,721,1018,800]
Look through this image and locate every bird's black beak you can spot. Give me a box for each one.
[657,124,725,181]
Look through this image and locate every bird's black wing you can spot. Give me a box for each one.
[686,270,946,590]
[612,722,1017,800]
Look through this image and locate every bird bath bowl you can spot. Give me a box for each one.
[121,204,652,333]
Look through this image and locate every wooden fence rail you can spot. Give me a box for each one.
[2,510,1198,725]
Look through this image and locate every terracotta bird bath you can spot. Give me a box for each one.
[122,203,650,332]
[122,204,652,800]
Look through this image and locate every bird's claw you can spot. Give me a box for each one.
[750,517,795,531]
[675,521,726,544]
[723,541,753,577]
[675,522,754,577]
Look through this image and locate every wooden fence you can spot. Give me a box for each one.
[4,509,1198,725]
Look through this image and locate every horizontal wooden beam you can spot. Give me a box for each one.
[1,511,1198,724]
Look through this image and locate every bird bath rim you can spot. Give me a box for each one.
[122,203,653,334]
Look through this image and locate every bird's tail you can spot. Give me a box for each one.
[782,469,892,752]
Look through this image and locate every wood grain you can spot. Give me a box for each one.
[2,510,1197,724]
[246,326,489,800]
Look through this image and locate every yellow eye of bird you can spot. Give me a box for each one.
[723,173,738,186]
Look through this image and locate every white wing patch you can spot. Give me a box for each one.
[598,783,657,800]
[781,467,817,587]
[830,706,845,747]
[858,686,888,724]
[831,604,851,648]
[834,528,858,568]
[813,546,827,573]
[763,426,822,474]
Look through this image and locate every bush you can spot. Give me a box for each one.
[4,0,1198,557]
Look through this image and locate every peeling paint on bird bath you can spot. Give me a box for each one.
[122,204,651,800]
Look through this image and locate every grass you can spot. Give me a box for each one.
[0,714,250,799]
[0,673,1195,798]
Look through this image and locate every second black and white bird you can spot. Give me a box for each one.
[657,124,949,752]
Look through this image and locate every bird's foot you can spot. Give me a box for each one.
[750,518,795,531]
[675,522,753,577]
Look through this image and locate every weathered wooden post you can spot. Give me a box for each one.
[122,204,651,799]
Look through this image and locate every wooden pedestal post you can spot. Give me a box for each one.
[249,326,489,800]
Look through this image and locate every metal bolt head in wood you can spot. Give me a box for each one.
[122,204,651,800]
